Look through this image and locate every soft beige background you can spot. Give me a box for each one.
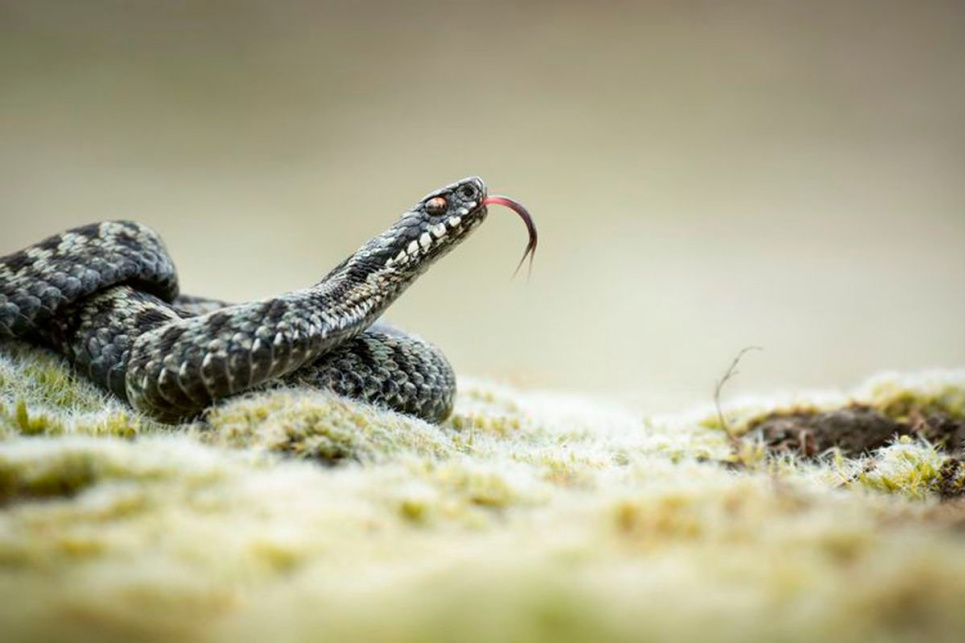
[1,0,963,411]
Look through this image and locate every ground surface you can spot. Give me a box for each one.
[1,341,964,643]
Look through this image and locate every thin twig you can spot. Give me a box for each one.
[714,346,763,447]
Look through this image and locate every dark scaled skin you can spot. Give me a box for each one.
[0,177,495,423]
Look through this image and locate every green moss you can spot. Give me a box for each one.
[869,385,965,422]
[0,447,101,503]
[203,390,456,464]
[848,440,948,499]
[449,412,523,437]
[431,463,520,510]
[3,344,965,643]
[399,497,431,524]
[14,400,60,436]
[0,342,109,413]
[248,539,304,574]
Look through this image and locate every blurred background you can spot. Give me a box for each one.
[1,0,963,412]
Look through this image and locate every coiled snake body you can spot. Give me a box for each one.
[0,177,536,424]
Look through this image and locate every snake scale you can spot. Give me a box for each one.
[0,177,536,424]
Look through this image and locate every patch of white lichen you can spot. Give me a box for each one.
[2,340,965,642]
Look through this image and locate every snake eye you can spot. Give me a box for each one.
[426,196,447,216]
[459,185,476,199]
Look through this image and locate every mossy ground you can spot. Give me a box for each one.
[2,340,965,642]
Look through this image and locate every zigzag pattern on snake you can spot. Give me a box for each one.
[0,177,537,424]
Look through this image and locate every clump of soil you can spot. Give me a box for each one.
[747,405,965,459]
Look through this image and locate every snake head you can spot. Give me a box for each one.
[383,176,490,272]
[381,176,537,277]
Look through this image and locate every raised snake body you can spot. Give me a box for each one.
[0,177,536,424]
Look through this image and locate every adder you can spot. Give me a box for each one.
[0,177,536,424]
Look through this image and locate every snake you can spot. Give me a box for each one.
[0,177,537,424]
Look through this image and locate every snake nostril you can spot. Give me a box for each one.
[459,185,476,199]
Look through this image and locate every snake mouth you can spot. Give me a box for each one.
[482,195,538,276]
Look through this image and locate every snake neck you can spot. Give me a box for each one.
[314,208,486,328]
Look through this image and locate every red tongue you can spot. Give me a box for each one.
[481,195,538,276]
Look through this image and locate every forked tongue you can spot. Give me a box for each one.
[481,195,538,277]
